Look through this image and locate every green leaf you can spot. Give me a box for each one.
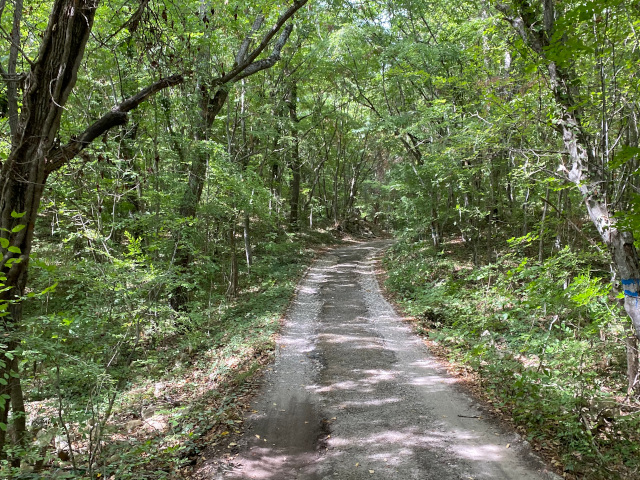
[8,246,20,254]
[0,378,7,386]
[0,238,8,249]
[11,224,25,233]
[10,211,26,219]
[610,146,640,169]
[42,282,58,294]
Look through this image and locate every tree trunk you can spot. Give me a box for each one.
[498,0,640,338]
[430,187,441,250]
[170,87,229,311]
[289,153,302,229]
[0,0,98,459]
[0,1,184,459]
[9,351,26,467]
[227,224,239,298]
[243,213,252,273]
[539,186,550,263]
[626,335,639,395]
[287,79,301,230]
[169,8,303,309]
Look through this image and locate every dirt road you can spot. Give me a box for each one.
[194,241,560,480]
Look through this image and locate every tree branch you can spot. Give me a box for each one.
[46,74,183,175]
[6,0,23,142]
[495,2,543,54]
[539,195,602,251]
[125,0,151,33]
[235,15,265,65]
[234,24,294,83]
[212,0,307,86]
[96,0,151,46]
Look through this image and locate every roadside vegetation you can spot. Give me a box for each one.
[383,237,640,480]
[14,229,337,479]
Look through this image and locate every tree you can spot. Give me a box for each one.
[495,0,640,339]
[0,0,183,458]
[170,0,308,308]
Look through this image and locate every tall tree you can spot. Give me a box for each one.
[170,1,308,308]
[496,0,640,339]
[0,0,182,456]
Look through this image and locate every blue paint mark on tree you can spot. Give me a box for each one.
[622,278,640,298]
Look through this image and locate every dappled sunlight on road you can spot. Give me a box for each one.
[198,241,553,480]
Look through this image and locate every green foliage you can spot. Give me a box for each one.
[384,237,637,477]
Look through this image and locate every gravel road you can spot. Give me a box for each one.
[194,241,560,480]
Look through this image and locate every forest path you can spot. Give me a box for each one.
[194,240,559,480]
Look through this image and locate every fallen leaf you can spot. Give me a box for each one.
[220,431,229,436]
[506,444,510,448]
[255,435,260,439]
[355,462,360,467]
[369,470,374,474]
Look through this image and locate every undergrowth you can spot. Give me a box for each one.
[383,237,640,480]
[3,230,338,479]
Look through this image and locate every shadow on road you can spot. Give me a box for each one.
[194,241,556,480]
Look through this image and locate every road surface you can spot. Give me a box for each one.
[194,240,560,480]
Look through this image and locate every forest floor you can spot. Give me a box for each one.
[191,240,560,480]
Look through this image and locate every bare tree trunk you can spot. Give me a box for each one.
[227,224,239,298]
[170,87,228,311]
[539,185,550,263]
[169,7,304,310]
[0,1,184,459]
[9,352,26,467]
[0,0,98,459]
[243,213,252,273]
[333,162,340,224]
[430,187,441,250]
[287,79,301,230]
[5,0,23,144]
[498,0,640,338]
[626,336,639,395]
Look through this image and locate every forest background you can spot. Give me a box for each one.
[1,0,640,478]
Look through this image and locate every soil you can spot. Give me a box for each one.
[192,240,561,480]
